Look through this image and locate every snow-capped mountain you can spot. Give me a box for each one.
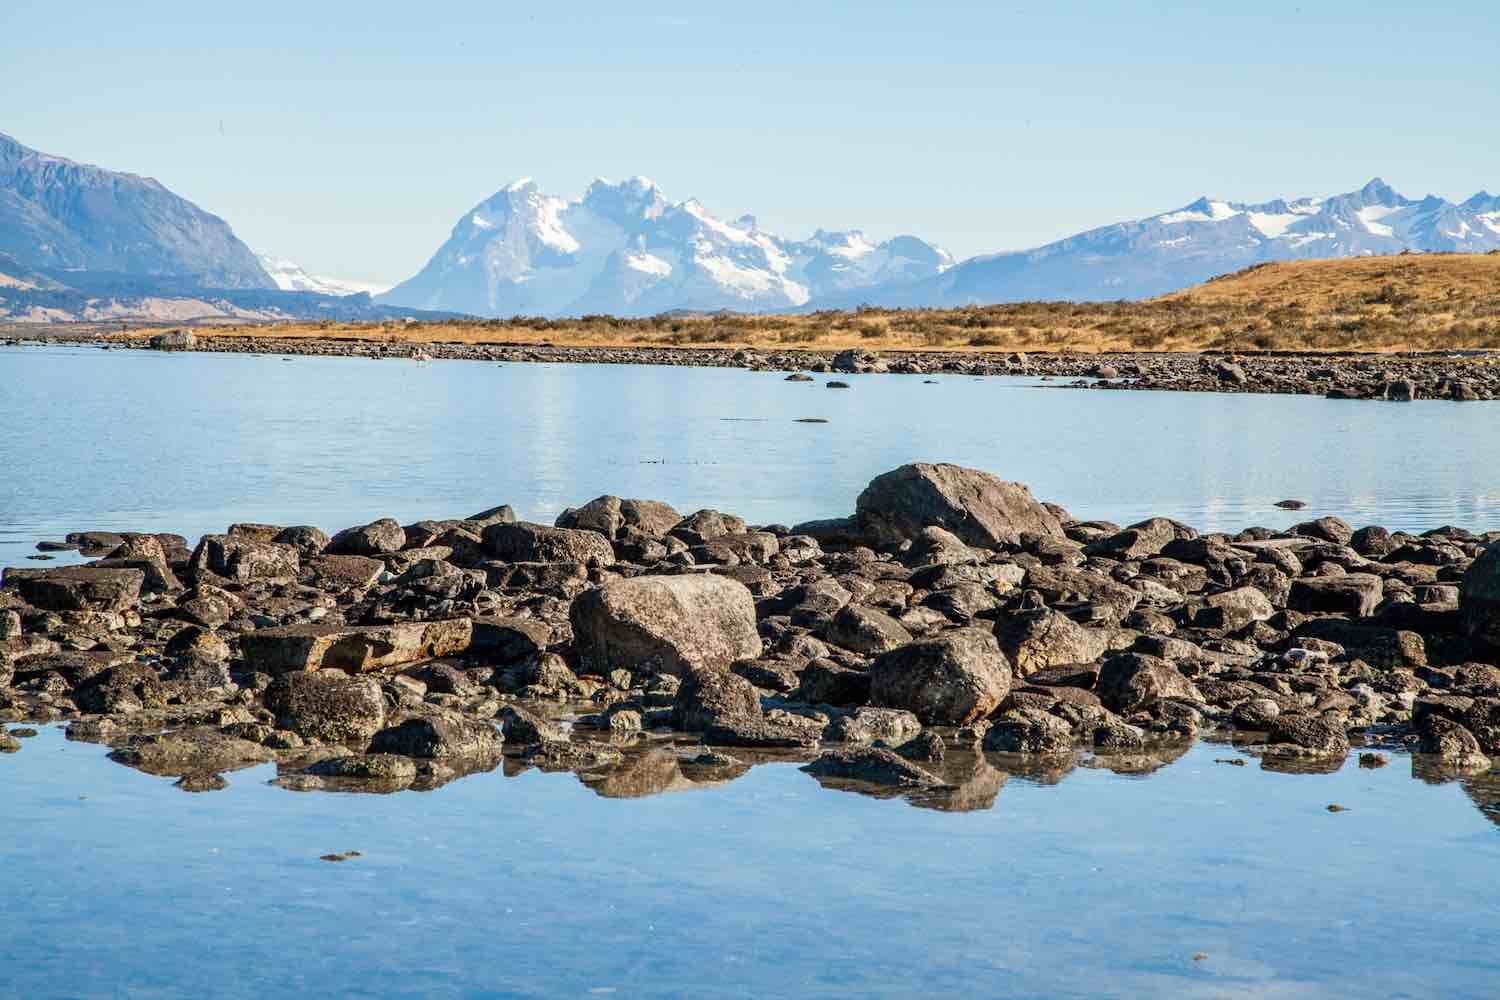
[256,254,391,297]
[823,178,1500,309]
[379,176,952,317]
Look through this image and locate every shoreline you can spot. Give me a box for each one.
[2,462,1497,806]
[6,329,1500,399]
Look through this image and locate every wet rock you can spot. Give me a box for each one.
[893,730,945,762]
[109,727,273,776]
[671,668,762,731]
[570,574,762,677]
[264,672,387,743]
[825,706,922,745]
[868,629,1011,725]
[74,662,167,713]
[370,710,501,760]
[4,566,144,612]
[1267,713,1350,755]
[522,739,624,771]
[983,708,1073,753]
[803,747,941,787]
[1460,541,1500,647]
[240,619,473,674]
[1417,714,1491,771]
[305,753,418,782]
[855,463,1065,549]
[702,715,821,748]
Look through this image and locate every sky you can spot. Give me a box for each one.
[4,0,1498,285]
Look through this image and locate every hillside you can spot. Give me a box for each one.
[85,253,1500,354]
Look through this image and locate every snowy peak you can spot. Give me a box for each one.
[255,254,390,297]
[381,177,951,317]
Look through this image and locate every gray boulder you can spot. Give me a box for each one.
[483,521,615,567]
[855,463,1065,549]
[5,566,144,612]
[570,574,762,677]
[327,518,406,556]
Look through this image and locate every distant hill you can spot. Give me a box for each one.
[0,132,272,288]
[812,179,1500,310]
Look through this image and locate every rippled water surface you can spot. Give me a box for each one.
[5,344,1500,562]
[5,343,1500,998]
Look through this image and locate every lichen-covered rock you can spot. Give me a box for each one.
[802,747,941,787]
[671,667,762,732]
[327,518,406,556]
[868,628,1011,725]
[995,608,1110,676]
[570,574,762,677]
[189,535,300,582]
[369,710,501,760]
[983,708,1073,753]
[264,672,386,743]
[4,566,144,612]
[483,521,615,567]
[240,619,473,674]
[1096,653,1202,714]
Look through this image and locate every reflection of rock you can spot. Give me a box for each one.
[580,749,693,798]
[1411,753,1492,785]
[1258,751,1345,776]
[1081,742,1190,776]
[804,746,941,789]
[1459,768,1500,828]
[108,726,273,777]
[908,750,1007,812]
[983,750,1079,786]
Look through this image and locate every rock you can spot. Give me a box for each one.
[893,730,945,762]
[1417,714,1490,770]
[701,716,821,748]
[983,708,1073,753]
[148,329,196,350]
[995,608,1109,675]
[306,555,384,592]
[868,628,1012,725]
[273,525,331,557]
[822,604,913,655]
[1267,713,1349,755]
[481,521,614,567]
[825,706,922,745]
[164,625,232,664]
[370,710,501,760]
[189,535,300,582]
[796,660,873,706]
[264,672,387,743]
[522,739,624,771]
[327,518,406,556]
[1288,574,1384,617]
[240,619,473,674]
[1231,698,1282,730]
[1461,541,1500,647]
[1085,517,1193,560]
[110,729,272,776]
[4,566,144,612]
[496,704,562,744]
[174,584,242,628]
[1200,586,1276,630]
[74,662,167,713]
[570,574,762,677]
[855,463,1065,549]
[556,496,682,540]
[470,616,550,662]
[1096,653,1202,714]
[671,668,762,731]
[802,747,940,787]
[1292,517,1355,546]
[305,753,418,782]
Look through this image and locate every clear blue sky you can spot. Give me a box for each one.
[5,0,1496,284]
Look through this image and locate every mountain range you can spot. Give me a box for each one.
[3,129,1498,323]
[377,176,953,317]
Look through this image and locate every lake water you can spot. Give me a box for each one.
[4,344,1500,565]
[2,726,1499,999]
[4,343,1500,998]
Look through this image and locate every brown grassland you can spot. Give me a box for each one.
[131,252,1500,354]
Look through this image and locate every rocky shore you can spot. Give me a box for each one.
[8,330,1500,399]
[3,462,1500,811]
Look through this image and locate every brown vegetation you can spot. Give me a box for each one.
[123,253,1500,354]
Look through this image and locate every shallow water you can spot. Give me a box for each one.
[4,344,1500,566]
[1,727,1498,998]
[6,343,1500,997]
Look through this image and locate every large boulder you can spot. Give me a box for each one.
[240,619,473,674]
[822,604,913,655]
[671,667,763,731]
[855,463,1065,549]
[264,671,387,743]
[4,566,144,612]
[189,535,300,582]
[556,496,681,540]
[570,574,762,677]
[483,522,614,567]
[868,629,1012,725]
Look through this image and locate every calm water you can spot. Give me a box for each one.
[4,343,1500,998]
[2,727,1499,999]
[4,344,1500,564]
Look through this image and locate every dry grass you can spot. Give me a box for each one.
[122,253,1500,354]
